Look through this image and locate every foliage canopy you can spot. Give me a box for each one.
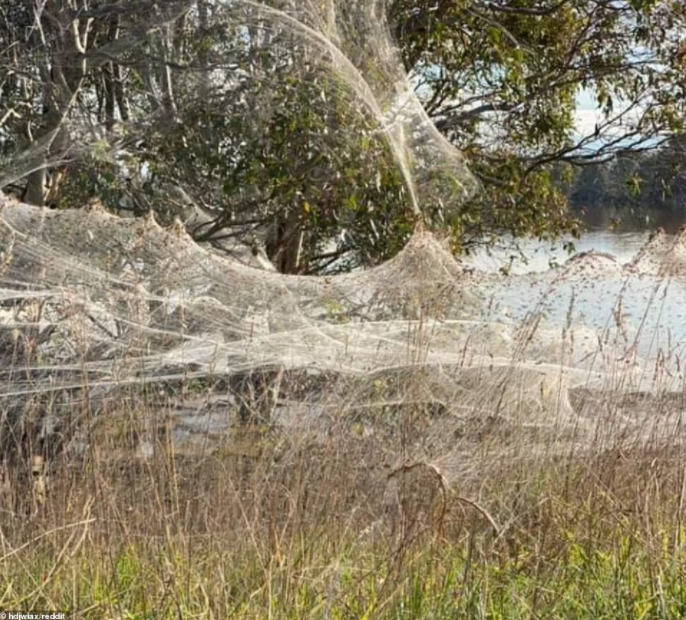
[1,0,685,272]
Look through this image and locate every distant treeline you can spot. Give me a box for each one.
[556,135,686,227]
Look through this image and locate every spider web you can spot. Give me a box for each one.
[1,1,685,483]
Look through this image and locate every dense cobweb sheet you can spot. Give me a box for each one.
[2,1,686,474]
[2,198,686,476]
[2,199,686,379]
[0,199,683,383]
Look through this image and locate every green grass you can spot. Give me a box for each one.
[5,515,686,619]
[2,419,686,620]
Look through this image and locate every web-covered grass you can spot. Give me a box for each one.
[1,196,685,484]
[2,1,686,616]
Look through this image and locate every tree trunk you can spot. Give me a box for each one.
[23,169,47,206]
[266,210,308,274]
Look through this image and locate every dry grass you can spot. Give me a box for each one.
[1,369,686,620]
[2,220,686,617]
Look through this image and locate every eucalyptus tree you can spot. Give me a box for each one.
[392,0,686,247]
[2,0,686,273]
[0,1,413,273]
[0,0,199,206]
[133,8,412,273]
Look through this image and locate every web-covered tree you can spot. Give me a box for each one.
[392,0,686,249]
[1,1,686,272]
[0,0,196,204]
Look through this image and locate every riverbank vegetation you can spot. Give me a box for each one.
[2,1,686,271]
[2,1,686,617]
[2,392,686,619]
[559,134,686,230]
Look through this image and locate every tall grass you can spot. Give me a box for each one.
[3,227,686,618]
[2,370,686,620]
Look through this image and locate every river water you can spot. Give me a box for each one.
[461,229,686,391]
[467,230,652,274]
